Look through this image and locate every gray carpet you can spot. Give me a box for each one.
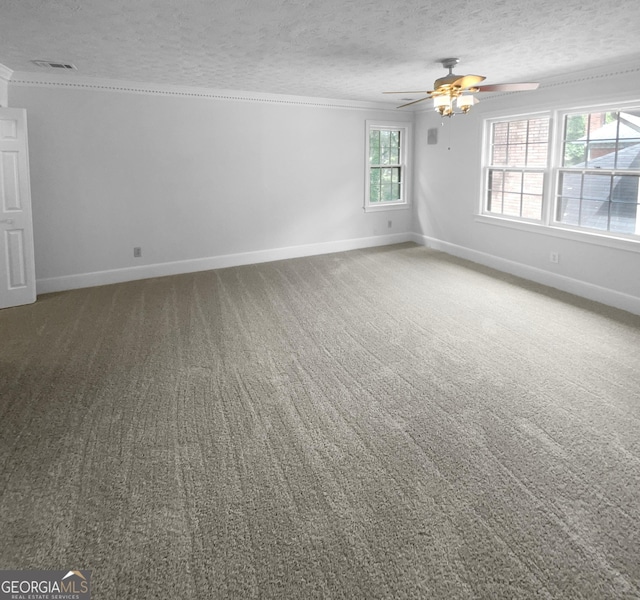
[1,243,640,599]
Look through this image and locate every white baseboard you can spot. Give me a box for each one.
[411,233,640,316]
[36,233,414,295]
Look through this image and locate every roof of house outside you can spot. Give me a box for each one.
[578,112,640,143]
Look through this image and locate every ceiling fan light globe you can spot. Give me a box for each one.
[457,95,478,112]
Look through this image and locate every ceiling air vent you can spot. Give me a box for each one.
[32,60,77,70]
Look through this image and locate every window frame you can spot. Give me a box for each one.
[552,107,640,238]
[481,112,551,224]
[365,120,411,212]
[479,104,640,251]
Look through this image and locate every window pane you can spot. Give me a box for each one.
[389,148,399,164]
[522,195,542,220]
[523,172,544,195]
[612,174,639,204]
[507,144,527,166]
[556,171,640,234]
[504,171,522,193]
[381,168,392,183]
[488,170,504,192]
[563,142,586,166]
[559,171,582,198]
[488,190,503,213]
[381,183,393,201]
[565,114,587,141]
[492,122,509,144]
[583,173,612,202]
[380,130,390,146]
[391,168,400,183]
[503,192,522,216]
[370,145,380,165]
[563,110,640,171]
[492,144,508,165]
[508,120,528,144]
[527,143,548,167]
[370,183,380,202]
[610,201,638,234]
[491,118,550,166]
[613,139,640,170]
[370,168,380,185]
[390,131,400,146]
[528,118,549,143]
[589,112,614,134]
[586,140,618,168]
[391,183,400,200]
[580,199,609,230]
[556,196,580,225]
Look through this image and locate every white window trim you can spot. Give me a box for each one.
[365,120,411,212]
[480,111,551,224]
[478,105,640,253]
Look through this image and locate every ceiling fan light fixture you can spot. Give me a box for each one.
[386,58,539,110]
[434,93,477,117]
[457,94,477,113]
[434,95,452,116]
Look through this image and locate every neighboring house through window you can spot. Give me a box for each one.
[557,110,640,235]
[485,116,549,221]
[481,105,640,245]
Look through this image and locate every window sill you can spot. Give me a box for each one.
[364,203,410,213]
[475,214,640,254]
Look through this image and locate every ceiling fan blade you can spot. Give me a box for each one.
[450,75,485,89]
[383,91,430,94]
[476,82,540,92]
[396,97,432,109]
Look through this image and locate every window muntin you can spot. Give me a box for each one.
[555,110,640,236]
[485,116,549,221]
[365,122,409,211]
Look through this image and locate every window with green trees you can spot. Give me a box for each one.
[365,121,410,211]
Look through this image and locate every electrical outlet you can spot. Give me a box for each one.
[133,247,142,258]
[549,251,559,264]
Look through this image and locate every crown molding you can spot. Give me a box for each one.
[8,70,399,112]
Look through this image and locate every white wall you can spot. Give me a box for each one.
[8,83,413,292]
[8,64,640,314]
[413,64,640,314]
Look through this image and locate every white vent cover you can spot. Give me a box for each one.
[32,60,77,70]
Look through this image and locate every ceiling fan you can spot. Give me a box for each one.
[385,58,539,113]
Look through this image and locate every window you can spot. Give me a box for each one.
[484,116,550,221]
[556,110,640,235]
[365,121,410,211]
[481,105,640,244]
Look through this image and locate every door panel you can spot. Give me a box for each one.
[0,108,36,309]
[1,151,22,210]
[6,229,27,288]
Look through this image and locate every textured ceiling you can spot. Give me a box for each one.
[1,0,640,104]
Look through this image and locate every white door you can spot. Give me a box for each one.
[0,108,36,309]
